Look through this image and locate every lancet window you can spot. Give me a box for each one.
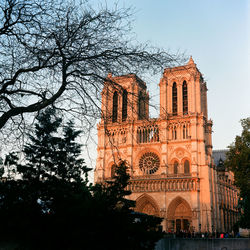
[137,125,159,143]
[184,160,190,174]
[174,161,178,174]
[172,126,177,140]
[111,164,117,178]
[172,82,177,115]
[122,90,128,121]
[106,128,127,145]
[183,125,189,139]
[112,91,118,122]
[183,81,188,114]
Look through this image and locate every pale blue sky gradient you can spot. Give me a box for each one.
[101,0,249,149]
[83,0,250,182]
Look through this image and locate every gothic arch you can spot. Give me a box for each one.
[122,89,128,121]
[182,80,188,114]
[180,77,189,84]
[181,158,191,174]
[108,161,116,178]
[110,163,117,178]
[172,82,177,115]
[169,80,180,87]
[170,147,191,160]
[112,91,118,122]
[170,158,179,164]
[108,159,130,178]
[135,194,160,217]
[167,196,192,220]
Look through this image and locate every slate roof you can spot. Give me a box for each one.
[212,149,228,170]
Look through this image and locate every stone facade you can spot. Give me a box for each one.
[94,57,239,233]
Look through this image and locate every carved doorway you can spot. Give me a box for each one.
[176,219,181,232]
[135,194,160,217]
[167,197,192,232]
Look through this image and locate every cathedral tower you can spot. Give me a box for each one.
[95,58,237,233]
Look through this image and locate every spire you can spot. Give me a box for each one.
[187,56,194,65]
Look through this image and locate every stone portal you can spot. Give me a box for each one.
[167,197,192,232]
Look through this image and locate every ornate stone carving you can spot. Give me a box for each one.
[139,152,160,174]
[176,149,184,159]
[142,203,156,216]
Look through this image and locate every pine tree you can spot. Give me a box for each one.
[18,108,62,180]
[0,108,163,250]
[55,120,90,183]
[0,108,91,248]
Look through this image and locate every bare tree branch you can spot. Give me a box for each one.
[0,0,183,143]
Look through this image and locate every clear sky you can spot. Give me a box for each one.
[86,0,249,181]
[101,0,249,149]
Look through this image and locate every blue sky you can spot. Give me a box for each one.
[100,0,249,149]
[83,0,250,182]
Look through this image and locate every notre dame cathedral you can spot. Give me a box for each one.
[94,57,239,233]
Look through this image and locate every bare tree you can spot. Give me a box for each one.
[0,0,181,143]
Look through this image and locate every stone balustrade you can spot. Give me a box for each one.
[126,177,199,192]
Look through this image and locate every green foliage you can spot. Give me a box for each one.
[225,118,250,228]
[0,108,163,249]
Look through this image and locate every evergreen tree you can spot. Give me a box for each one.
[0,108,163,249]
[55,120,90,183]
[18,108,62,180]
[90,161,163,250]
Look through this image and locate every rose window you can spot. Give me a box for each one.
[139,152,160,174]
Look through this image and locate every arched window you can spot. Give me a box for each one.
[183,81,188,114]
[172,82,177,115]
[111,164,117,178]
[184,160,190,174]
[174,161,178,174]
[183,125,186,139]
[122,90,128,121]
[112,91,118,122]
[172,126,177,140]
[138,91,145,119]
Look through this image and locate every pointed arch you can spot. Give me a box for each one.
[172,82,177,115]
[111,164,117,178]
[135,193,160,216]
[122,89,128,121]
[167,196,192,220]
[174,161,178,174]
[112,91,118,122]
[183,125,186,139]
[184,160,190,174]
[182,81,188,114]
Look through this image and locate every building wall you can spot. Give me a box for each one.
[95,57,239,233]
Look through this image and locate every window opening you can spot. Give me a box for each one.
[174,161,178,174]
[122,90,127,121]
[172,82,177,115]
[184,160,190,174]
[183,81,188,114]
[112,91,118,122]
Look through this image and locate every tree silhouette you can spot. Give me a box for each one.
[225,118,250,228]
[0,108,163,249]
[0,0,180,138]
